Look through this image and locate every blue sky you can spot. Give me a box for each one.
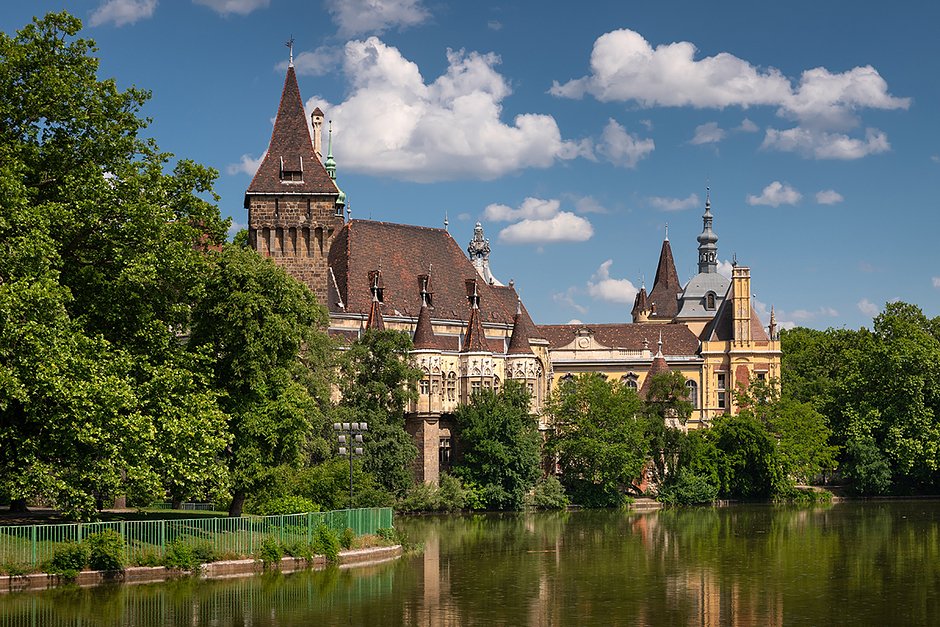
[5,1,939,330]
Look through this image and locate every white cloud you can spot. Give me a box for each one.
[193,0,268,15]
[690,122,725,145]
[587,260,637,304]
[551,29,908,160]
[90,0,157,27]
[567,318,583,325]
[597,119,654,168]
[747,181,802,207]
[484,197,560,222]
[498,212,593,244]
[308,38,579,182]
[571,195,609,214]
[552,287,588,315]
[932,155,940,163]
[227,152,264,176]
[737,118,759,133]
[328,0,429,36]
[227,221,246,239]
[716,259,734,279]
[815,189,844,205]
[932,277,940,288]
[276,46,341,76]
[487,20,503,31]
[762,127,890,159]
[858,298,879,316]
[649,193,699,212]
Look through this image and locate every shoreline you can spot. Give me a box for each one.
[0,544,402,594]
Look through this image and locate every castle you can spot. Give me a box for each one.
[246,63,781,484]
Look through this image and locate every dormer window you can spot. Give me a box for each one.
[279,156,304,182]
[706,291,716,310]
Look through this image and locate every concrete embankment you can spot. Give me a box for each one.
[0,545,402,594]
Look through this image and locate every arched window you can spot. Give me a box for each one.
[622,374,639,390]
[494,375,501,394]
[706,292,716,310]
[446,372,457,401]
[685,379,699,409]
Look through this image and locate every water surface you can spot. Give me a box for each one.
[1,501,937,626]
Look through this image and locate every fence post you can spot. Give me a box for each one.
[120,521,127,563]
[159,519,166,557]
[30,525,36,566]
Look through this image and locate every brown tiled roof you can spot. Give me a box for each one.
[631,286,649,320]
[245,66,338,201]
[648,239,681,319]
[327,221,541,339]
[462,279,489,352]
[365,296,385,330]
[412,301,439,349]
[507,302,534,355]
[537,323,701,356]
[639,353,672,397]
[701,287,771,343]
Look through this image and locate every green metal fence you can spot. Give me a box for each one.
[0,508,393,569]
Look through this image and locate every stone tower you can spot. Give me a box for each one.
[244,62,343,303]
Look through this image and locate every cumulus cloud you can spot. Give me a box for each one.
[690,122,725,145]
[816,189,844,205]
[587,260,638,304]
[484,197,560,222]
[737,118,759,133]
[571,195,609,214]
[553,287,588,315]
[276,46,341,76]
[498,212,593,244]
[227,153,265,176]
[649,193,699,212]
[762,127,890,159]
[193,0,269,15]
[596,119,655,168]
[307,38,579,182]
[552,28,908,159]
[716,259,734,279]
[90,0,157,27]
[858,298,879,316]
[328,0,429,36]
[790,306,839,321]
[747,181,802,207]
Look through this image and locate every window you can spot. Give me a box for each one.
[685,379,699,409]
[717,372,726,410]
[622,374,638,390]
[706,292,716,310]
[431,379,440,395]
[419,379,430,395]
[280,170,303,182]
[471,380,481,395]
[439,437,451,466]
[757,372,767,382]
[446,372,457,401]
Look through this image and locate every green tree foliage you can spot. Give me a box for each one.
[782,301,940,494]
[0,13,230,518]
[189,245,331,516]
[336,330,421,496]
[547,374,647,507]
[643,371,694,485]
[452,381,541,510]
[709,413,783,499]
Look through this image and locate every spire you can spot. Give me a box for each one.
[462,279,489,352]
[648,235,681,319]
[631,285,651,323]
[286,36,294,67]
[244,65,338,201]
[365,270,385,331]
[507,299,534,355]
[444,212,449,232]
[325,121,336,180]
[412,274,438,349]
[769,305,778,340]
[697,187,719,274]
[640,331,671,398]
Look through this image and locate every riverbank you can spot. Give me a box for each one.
[0,544,402,594]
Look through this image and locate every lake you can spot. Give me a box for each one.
[1,500,938,625]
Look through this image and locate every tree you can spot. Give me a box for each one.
[643,371,694,485]
[451,381,541,510]
[336,330,421,497]
[0,13,230,518]
[709,413,782,499]
[189,245,331,516]
[546,374,647,507]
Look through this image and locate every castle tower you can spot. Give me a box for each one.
[467,222,503,286]
[731,265,752,347]
[632,284,652,323]
[410,274,446,485]
[647,230,681,321]
[507,299,541,410]
[245,62,343,303]
[460,278,495,403]
[697,189,719,274]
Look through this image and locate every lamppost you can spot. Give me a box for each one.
[333,421,368,507]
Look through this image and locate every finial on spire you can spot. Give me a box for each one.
[732,252,738,267]
[345,202,351,222]
[657,330,663,354]
[664,222,669,241]
[444,212,449,232]
[285,36,295,68]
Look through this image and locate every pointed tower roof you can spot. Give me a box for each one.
[412,274,439,349]
[365,270,385,331]
[648,235,681,319]
[507,299,534,355]
[631,285,650,322]
[462,279,489,352]
[245,66,338,204]
[640,333,671,397]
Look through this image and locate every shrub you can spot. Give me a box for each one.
[250,496,319,517]
[281,540,313,561]
[86,530,125,572]
[258,536,283,567]
[526,476,569,510]
[312,524,340,562]
[163,539,197,571]
[134,552,161,567]
[192,542,218,565]
[341,528,356,550]
[773,485,834,504]
[657,468,720,506]
[48,542,90,579]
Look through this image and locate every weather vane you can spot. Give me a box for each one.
[285,35,295,67]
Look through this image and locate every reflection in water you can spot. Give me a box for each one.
[1,502,938,626]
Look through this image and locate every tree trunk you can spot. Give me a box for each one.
[9,498,28,513]
[228,491,246,517]
[171,498,183,510]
